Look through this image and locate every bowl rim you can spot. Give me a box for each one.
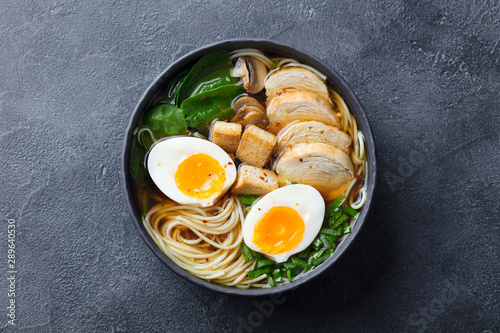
[121,38,377,296]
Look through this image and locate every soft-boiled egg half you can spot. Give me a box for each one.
[242,184,325,262]
[146,136,237,207]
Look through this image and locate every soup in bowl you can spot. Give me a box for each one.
[122,39,376,296]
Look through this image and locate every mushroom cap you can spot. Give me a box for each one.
[264,67,330,101]
[231,57,267,94]
[233,96,265,113]
[275,142,354,200]
[266,91,339,134]
[244,57,267,94]
[275,121,352,157]
[235,105,269,129]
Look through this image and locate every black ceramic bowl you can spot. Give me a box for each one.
[122,39,377,296]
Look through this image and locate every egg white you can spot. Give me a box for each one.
[242,184,325,262]
[146,136,237,207]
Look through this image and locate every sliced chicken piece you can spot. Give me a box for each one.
[266,91,339,134]
[275,142,354,200]
[264,67,330,101]
[275,121,352,157]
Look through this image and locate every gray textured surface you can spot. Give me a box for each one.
[1,1,499,332]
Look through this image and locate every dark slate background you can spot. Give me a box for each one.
[1,1,499,332]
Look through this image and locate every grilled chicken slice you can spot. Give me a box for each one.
[264,67,330,101]
[266,91,339,134]
[275,142,354,200]
[275,121,351,157]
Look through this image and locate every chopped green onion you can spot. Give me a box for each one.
[327,235,339,246]
[291,267,302,277]
[312,238,323,250]
[326,196,346,218]
[251,261,258,270]
[290,181,298,185]
[291,256,308,268]
[283,259,296,270]
[254,259,274,269]
[320,227,343,236]
[252,251,264,260]
[273,269,282,283]
[310,249,334,266]
[286,269,292,280]
[270,60,281,70]
[240,243,253,261]
[329,209,343,225]
[344,206,359,217]
[298,247,311,259]
[247,266,272,279]
[343,226,352,234]
[268,275,276,287]
[308,249,327,265]
[238,195,260,206]
[331,213,349,229]
[319,233,331,249]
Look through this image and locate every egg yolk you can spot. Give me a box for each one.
[252,206,305,255]
[175,153,226,199]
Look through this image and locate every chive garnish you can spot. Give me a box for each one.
[241,243,253,261]
[344,206,359,217]
[247,266,272,279]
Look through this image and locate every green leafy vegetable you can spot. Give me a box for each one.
[241,243,253,261]
[254,259,274,269]
[272,269,282,283]
[331,213,349,229]
[310,249,334,266]
[139,104,187,150]
[247,266,272,279]
[176,52,239,105]
[326,196,346,219]
[291,257,308,268]
[129,136,148,187]
[344,206,359,217]
[251,250,264,260]
[165,71,188,105]
[180,84,245,135]
[270,60,280,70]
[238,195,260,206]
[268,275,276,287]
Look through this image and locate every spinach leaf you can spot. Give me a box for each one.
[164,71,188,105]
[130,136,148,187]
[139,104,187,149]
[176,52,239,105]
[180,84,245,135]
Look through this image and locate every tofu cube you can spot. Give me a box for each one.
[210,121,242,154]
[232,165,279,196]
[236,125,278,168]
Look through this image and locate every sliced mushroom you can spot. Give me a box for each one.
[231,57,267,94]
[235,105,269,129]
[275,142,354,200]
[275,121,352,157]
[264,67,330,101]
[266,91,339,134]
[233,96,265,113]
